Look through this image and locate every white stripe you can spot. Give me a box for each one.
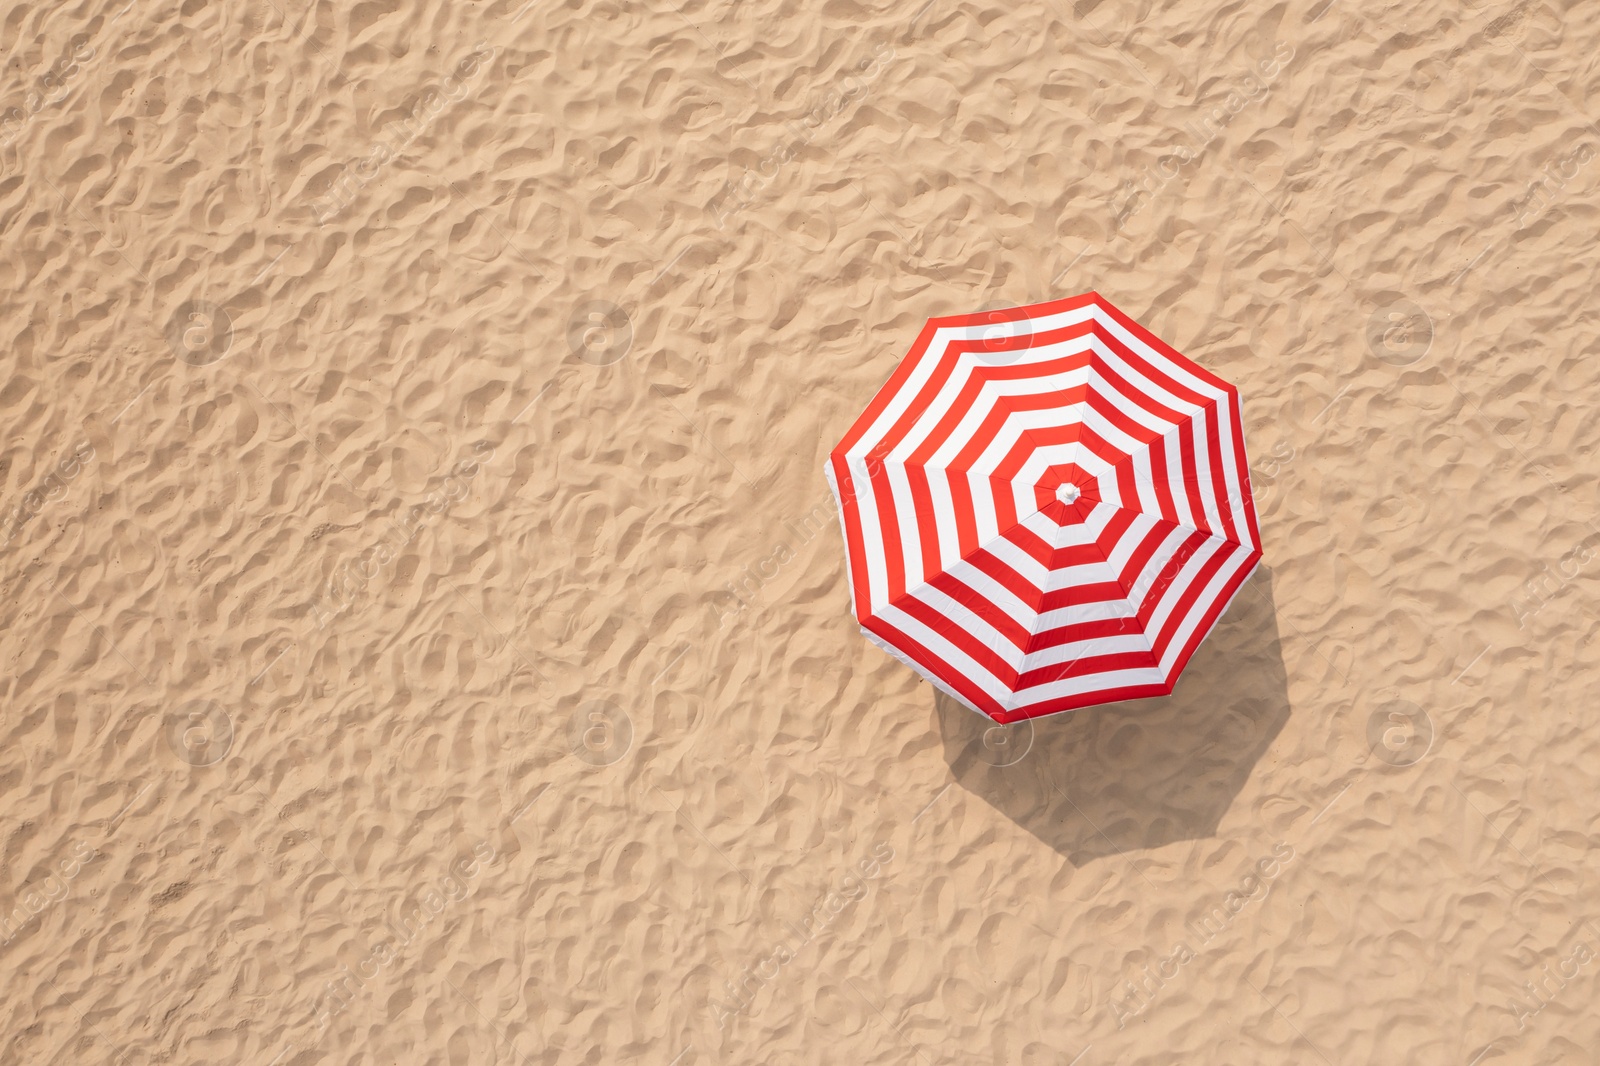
[1033,593,1138,631]
[897,559,1128,674]
[935,552,1046,628]
[889,360,1097,578]
[1093,465,1124,508]
[1017,632,1153,675]
[964,404,1090,483]
[825,462,863,619]
[1087,305,1230,404]
[1162,430,1198,530]
[1008,438,1115,489]
[1086,335,1210,425]
[1143,535,1229,640]
[1215,394,1258,551]
[876,602,1015,705]
[1188,403,1226,537]
[1011,664,1169,710]
[1083,359,1186,439]
[845,453,890,609]
[916,303,1100,370]
[879,598,1169,714]
[883,456,925,588]
[1108,511,1187,592]
[1086,368,1185,436]
[978,522,1096,590]
[916,361,1095,470]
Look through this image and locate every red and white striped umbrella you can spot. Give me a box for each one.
[826,291,1262,723]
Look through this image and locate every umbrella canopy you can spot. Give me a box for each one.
[826,291,1262,723]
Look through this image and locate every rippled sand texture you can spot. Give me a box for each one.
[2,0,1599,1062]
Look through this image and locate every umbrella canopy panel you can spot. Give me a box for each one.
[827,291,1262,723]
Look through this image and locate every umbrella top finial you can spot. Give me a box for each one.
[1055,482,1081,505]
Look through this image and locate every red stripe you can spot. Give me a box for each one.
[1146,431,1182,529]
[1201,398,1239,545]
[997,681,1173,723]
[1144,535,1228,663]
[1091,295,1236,396]
[921,568,1034,651]
[879,592,1023,690]
[1225,396,1261,551]
[828,453,874,624]
[864,448,908,600]
[833,319,940,461]
[1015,649,1160,691]
[873,325,1096,471]
[861,615,1009,719]
[1157,549,1262,685]
[1086,347,1187,436]
[1174,418,1214,536]
[904,458,941,585]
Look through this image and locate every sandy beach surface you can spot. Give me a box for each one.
[3,0,1599,1062]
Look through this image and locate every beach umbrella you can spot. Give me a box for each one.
[826,292,1262,723]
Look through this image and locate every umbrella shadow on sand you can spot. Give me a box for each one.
[934,565,1289,866]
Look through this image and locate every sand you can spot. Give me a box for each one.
[2,0,1598,1062]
